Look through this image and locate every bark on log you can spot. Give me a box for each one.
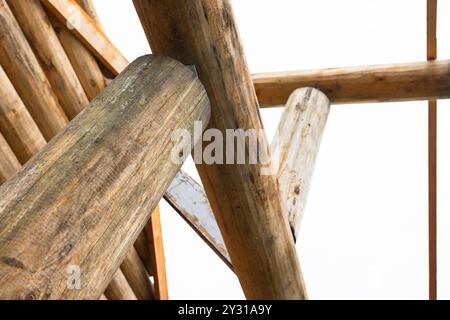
[134,0,306,299]
[104,269,137,301]
[7,0,89,119]
[0,132,20,184]
[0,0,68,140]
[271,88,330,237]
[0,66,47,164]
[0,54,210,299]
[253,60,450,106]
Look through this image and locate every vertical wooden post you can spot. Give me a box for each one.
[427,0,437,301]
[134,0,307,299]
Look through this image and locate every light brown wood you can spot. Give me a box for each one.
[0,0,68,140]
[120,247,154,300]
[104,269,137,301]
[134,0,306,299]
[0,55,210,299]
[145,207,168,300]
[253,60,450,106]
[7,0,89,120]
[0,132,20,184]
[99,294,107,300]
[42,0,128,75]
[0,65,47,164]
[272,88,330,237]
[427,0,437,301]
[51,16,106,101]
[75,0,103,32]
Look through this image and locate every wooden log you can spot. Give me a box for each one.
[120,247,154,300]
[104,269,137,300]
[50,16,105,101]
[0,132,20,184]
[0,54,210,299]
[99,294,107,300]
[253,60,450,106]
[41,0,128,75]
[427,0,437,301]
[7,0,89,120]
[0,0,68,140]
[134,0,306,299]
[271,88,330,237]
[144,207,168,300]
[0,66,47,164]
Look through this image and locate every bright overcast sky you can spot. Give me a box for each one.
[93,0,450,300]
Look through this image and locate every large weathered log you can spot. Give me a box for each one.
[0,0,68,140]
[41,0,128,75]
[7,0,89,119]
[0,66,47,164]
[0,55,210,299]
[253,60,450,106]
[104,269,137,301]
[0,133,20,184]
[271,88,330,237]
[134,0,306,299]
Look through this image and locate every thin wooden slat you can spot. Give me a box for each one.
[144,207,168,300]
[0,0,68,140]
[0,65,47,164]
[427,0,437,301]
[0,55,210,299]
[41,0,128,75]
[253,60,450,106]
[7,0,89,120]
[104,269,137,301]
[75,0,104,32]
[134,0,307,299]
[0,132,20,184]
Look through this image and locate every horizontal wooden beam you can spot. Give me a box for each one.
[41,0,128,75]
[0,55,210,299]
[253,60,450,106]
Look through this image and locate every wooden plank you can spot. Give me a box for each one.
[427,0,437,301]
[7,0,89,120]
[0,0,68,140]
[164,171,231,268]
[144,207,168,300]
[0,55,210,299]
[253,60,450,106]
[41,0,128,75]
[134,0,307,299]
[104,269,137,300]
[0,65,47,164]
[120,247,154,300]
[272,88,330,237]
[75,0,104,32]
[0,132,20,184]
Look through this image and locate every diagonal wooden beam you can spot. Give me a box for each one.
[253,60,450,107]
[134,0,306,299]
[41,0,128,75]
[427,0,437,301]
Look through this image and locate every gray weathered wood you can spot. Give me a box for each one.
[0,54,210,299]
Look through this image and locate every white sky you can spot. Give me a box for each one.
[93,0,450,300]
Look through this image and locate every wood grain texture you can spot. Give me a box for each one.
[104,269,137,300]
[7,0,89,120]
[134,0,306,299]
[51,16,105,101]
[120,247,154,300]
[145,207,168,300]
[0,132,20,184]
[253,60,450,106]
[427,0,437,301]
[0,0,68,140]
[0,55,210,299]
[0,65,47,164]
[42,0,128,75]
[75,0,103,32]
[271,88,330,237]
